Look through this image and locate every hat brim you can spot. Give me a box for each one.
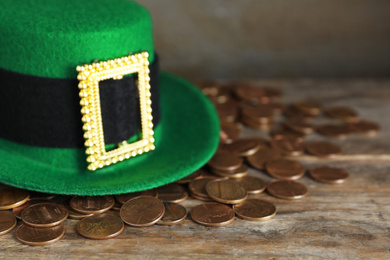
[0,72,220,195]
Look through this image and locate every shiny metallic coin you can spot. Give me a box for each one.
[195,80,220,97]
[285,118,315,134]
[77,213,124,240]
[155,183,188,203]
[120,197,165,227]
[191,203,235,227]
[233,176,267,194]
[241,106,274,124]
[216,103,238,122]
[189,192,214,202]
[220,121,241,144]
[309,166,349,184]
[111,200,122,212]
[316,124,352,139]
[241,116,273,130]
[21,202,68,228]
[157,203,187,225]
[233,199,276,221]
[115,190,158,205]
[221,138,267,157]
[348,120,380,136]
[262,88,282,102]
[70,195,115,214]
[211,87,233,104]
[176,169,207,184]
[66,205,94,220]
[0,211,17,235]
[12,199,50,220]
[207,150,243,172]
[189,176,218,200]
[292,101,322,116]
[211,164,249,179]
[305,141,342,158]
[325,106,358,122]
[234,84,269,103]
[0,188,30,210]
[247,147,283,170]
[268,102,286,114]
[283,107,315,119]
[270,125,305,141]
[16,223,65,246]
[267,180,308,200]
[239,102,283,114]
[271,136,304,156]
[266,158,305,180]
[206,179,247,204]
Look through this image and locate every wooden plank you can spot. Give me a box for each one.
[1,79,390,259]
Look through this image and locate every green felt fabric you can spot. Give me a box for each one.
[0,73,220,195]
[0,0,154,79]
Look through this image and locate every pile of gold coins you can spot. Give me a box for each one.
[0,82,380,245]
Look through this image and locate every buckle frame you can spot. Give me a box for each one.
[77,52,155,171]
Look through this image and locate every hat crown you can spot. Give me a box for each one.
[0,0,154,78]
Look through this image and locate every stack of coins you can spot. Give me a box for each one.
[192,80,380,222]
[0,82,381,244]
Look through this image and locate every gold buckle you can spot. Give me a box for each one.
[76,52,155,171]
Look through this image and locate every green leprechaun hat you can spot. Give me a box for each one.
[0,0,220,195]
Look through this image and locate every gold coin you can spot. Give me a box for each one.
[191,203,235,227]
[15,223,65,246]
[0,211,17,235]
[120,197,165,227]
[21,202,69,228]
[77,213,124,240]
[206,179,247,204]
[157,202,187,225]
[233,199,276,221]
[0,187,30,210]
[233,176,266,194]
[155,183,188,203]
[70,195,115,214]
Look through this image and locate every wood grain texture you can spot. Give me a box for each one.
[1,79,390,259]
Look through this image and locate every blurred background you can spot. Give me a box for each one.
[139,0,390,80]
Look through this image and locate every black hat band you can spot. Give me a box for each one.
[0,55,160,148]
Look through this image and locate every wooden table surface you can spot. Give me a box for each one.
[1,79,390,259]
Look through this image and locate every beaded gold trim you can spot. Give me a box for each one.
[76,52,154,171]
